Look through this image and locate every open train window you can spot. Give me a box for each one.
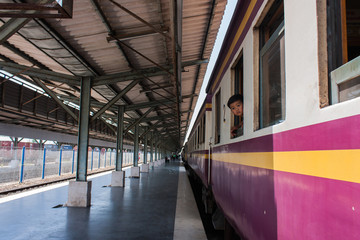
[325,0,360,104]
[231,54,244,138]
[215,90,221,144]
[258,0,285,129]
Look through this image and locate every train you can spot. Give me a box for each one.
[184,0,360,239]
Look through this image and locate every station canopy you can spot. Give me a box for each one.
[0,0,226,150]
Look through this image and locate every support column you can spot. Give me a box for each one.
[159,146,162,164]
[143,128,148,164]
[155,136,158,166]
[131,123,140,177]
[112,105,125,187]
[155,143,158,161]
[141,128,149,172]
[149,131,154,168]
[67,77,92,207]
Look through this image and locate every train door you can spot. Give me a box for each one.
[208,136,212,187]
[204,100,215,214]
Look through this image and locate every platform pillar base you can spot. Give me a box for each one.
[111,171,125,187]
[131,166,140,178]
[140,164,149,173]
[67,180,92,207]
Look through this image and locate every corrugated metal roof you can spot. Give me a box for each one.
[0,0,227,150]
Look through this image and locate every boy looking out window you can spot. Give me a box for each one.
[227,94,243,138]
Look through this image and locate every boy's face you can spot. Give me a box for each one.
[229,100,243,117]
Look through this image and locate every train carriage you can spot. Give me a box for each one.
[186,95,212,189]
[185,0,360,239]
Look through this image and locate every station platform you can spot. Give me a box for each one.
[0,161,206,240]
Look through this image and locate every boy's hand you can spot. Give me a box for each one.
[231,125,239,137]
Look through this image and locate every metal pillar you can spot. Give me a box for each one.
[76,77,92,181]
[155,137,158,161]
[159,144,162,160]
[116,105,124,171]
[143,127,148,164]
[150,131,153,162]
[133,123,139,167]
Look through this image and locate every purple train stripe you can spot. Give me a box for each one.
[212,114,360,154]
[274,114,360,151]
[188,152,209,187]
[211,160,360,240]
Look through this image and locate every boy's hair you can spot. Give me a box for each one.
[227,94,243,108]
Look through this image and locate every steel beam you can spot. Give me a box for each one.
[76,77,92,182]
[92,59,208,86]
[2,42,50,71]
[107,28,168,42]
[34,18,98,76]
[58,93,194,114]
[91,79,140,121]
[121,114,170,124]
[88,0,112,33]
[0,18,30,44]
[0,61,79,85]
[124,107,154,133]
[185,0,217,145]
[108,0,171,40]
[124,99,174,111]
[157,122,178,128]
[114,39,173,76]
[0,1,73,18]
[139,114,173,123]
[58,94,175,112]
[140,84,173,93]
[32,77,78,121]
[140,120,160,139]
[171,0,183,146]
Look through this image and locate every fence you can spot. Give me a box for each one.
[0,147,156,185]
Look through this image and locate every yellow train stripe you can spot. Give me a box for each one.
[212,150,360,183]
[190,153,209,159]
[211,0,257,93]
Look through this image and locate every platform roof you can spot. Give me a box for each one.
[0,0,226,150]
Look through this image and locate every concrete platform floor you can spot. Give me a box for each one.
[0,161,206,240]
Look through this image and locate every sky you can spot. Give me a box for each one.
[183,0,236,144]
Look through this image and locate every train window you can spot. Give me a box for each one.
[202,115,206,143]
[231,54,244,138]
[194,130,196,150]
[199,117,203,144]
[325,0,360,104]
[196,129,198,149]
[258,0,285,129]
[215,90,221,144]
[197,125,200,148]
